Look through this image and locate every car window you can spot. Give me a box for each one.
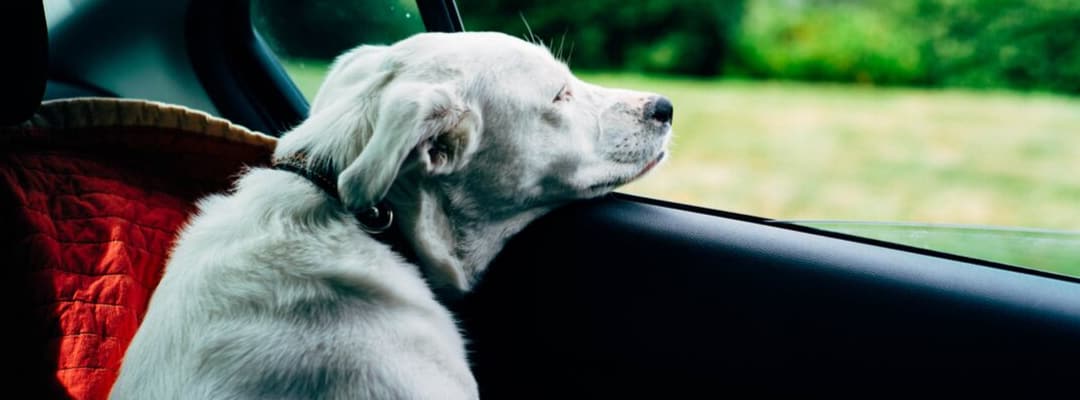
[252,0,1080,279]
[250,0,425,99]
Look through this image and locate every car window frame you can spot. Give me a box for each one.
[211,0,1080,285]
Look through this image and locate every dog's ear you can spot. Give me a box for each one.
[273,45,396,185]
[310,45,389,115]
[414,89,482,176]
[338,83,480,212]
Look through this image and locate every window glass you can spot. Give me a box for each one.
[250,0,425,99]
[455,0,1080,277]
[253,0,1080,278]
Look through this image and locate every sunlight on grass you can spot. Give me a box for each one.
[580,73,1080,232]
[280,60,1080,275]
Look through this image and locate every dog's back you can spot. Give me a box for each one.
[110,170,477,399]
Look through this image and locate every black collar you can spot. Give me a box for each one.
[272,152,391,232]
[271,153,416,262]
[271,152,341,201]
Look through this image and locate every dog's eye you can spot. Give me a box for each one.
[552,84,571,103]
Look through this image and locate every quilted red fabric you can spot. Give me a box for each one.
[1,100,273,400]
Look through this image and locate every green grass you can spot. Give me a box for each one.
[581,73,1080,229]
[280,59,331,99]
[280,60,1080,276]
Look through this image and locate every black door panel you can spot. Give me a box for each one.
[456,195,1080,395]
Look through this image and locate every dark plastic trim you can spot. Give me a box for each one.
[188,0,463,136]
[1,1,48,125]
[418,0,465,33]
[616,192,1080,284]
[186,0,307,135]
[458,195,1080,395]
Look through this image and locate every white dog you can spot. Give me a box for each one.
[111,31,672,399]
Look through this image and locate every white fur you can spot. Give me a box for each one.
[111,32,671,399]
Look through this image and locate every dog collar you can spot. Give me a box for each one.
[271,152,394,234]
[270,154,421,271]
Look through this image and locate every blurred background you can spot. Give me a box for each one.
[253,0,1080,274]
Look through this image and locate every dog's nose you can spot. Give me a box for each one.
[646,96,673,124]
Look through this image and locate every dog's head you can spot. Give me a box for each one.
[276,32,672,292]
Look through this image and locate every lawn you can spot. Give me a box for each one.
[280,59,1080,276]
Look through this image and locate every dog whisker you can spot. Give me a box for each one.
[556,30,567,62]
[566,41,575,67]
[518,12,542,47]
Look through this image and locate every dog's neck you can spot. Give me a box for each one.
[271,152,340,198]
[387,185,552,294]
[271,153,418,263]
[271,153,547,295]
[272,152,396,232]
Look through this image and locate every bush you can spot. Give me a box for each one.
[254,0,1080,95]
[731,0,925,85]
[912,0,1080,94]
[729,0,1080,94]
[456,0,745,76]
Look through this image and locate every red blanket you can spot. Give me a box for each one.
[1,99,274,399]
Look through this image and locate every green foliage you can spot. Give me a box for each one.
[911,0,1080,94]
[253,0,1080,94]
[729,0,1080,93]
[455,0,745,76]
[732,0,925,85]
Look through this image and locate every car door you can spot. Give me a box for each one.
[187,0,1080,395]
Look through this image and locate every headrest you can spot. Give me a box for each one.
[0,1,48,126]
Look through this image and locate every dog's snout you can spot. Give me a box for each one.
[646,96,673,124]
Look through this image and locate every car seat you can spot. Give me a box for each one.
[1,2,276,399]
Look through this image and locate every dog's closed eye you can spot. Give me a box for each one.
[552,83,572,103]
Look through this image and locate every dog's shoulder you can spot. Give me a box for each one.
[114,169,473,399]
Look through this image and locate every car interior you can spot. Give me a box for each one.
[4,0,1080,398]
